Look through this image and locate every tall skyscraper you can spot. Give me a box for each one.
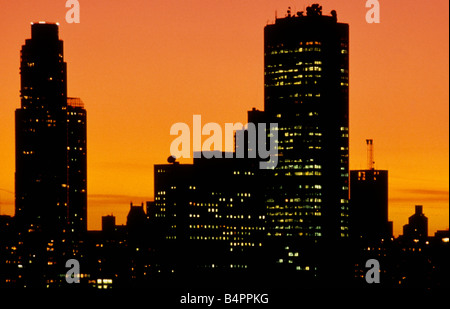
[148,4,351,284]
[261,5,350,277]
[15,23,87,236]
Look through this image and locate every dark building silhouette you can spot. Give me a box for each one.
[67,97,87,234]
[126,202,147,236]
[102,215,116,235]
[15,23,87,236]
[150,153,265,287]
[349,140,393,286]
[350,169,392,241]
[434,229,449,241]
[126,203,146,225]
[0,215,17,285]
[403,205,428,240]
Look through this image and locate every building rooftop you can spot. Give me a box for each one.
[68,97,85,108]
[30,22,60,41]
[273,4,338,24]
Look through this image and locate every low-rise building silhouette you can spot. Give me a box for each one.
[403,205,428,241]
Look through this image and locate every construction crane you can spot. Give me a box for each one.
[366,139,374,170]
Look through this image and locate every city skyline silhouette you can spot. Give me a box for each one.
[0,1,448,236]
[0,1,448,292]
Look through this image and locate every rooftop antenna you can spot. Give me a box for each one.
[366,139,375,170]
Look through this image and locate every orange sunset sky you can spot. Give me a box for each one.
[0,0,448,235]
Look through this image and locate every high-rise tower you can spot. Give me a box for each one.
[15,23,87,236]
[262,5,350,277]
[264,6,349,239]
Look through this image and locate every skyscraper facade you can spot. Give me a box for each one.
[67,97,87,234]
[262,5,350,276]
[15,23,87,236]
